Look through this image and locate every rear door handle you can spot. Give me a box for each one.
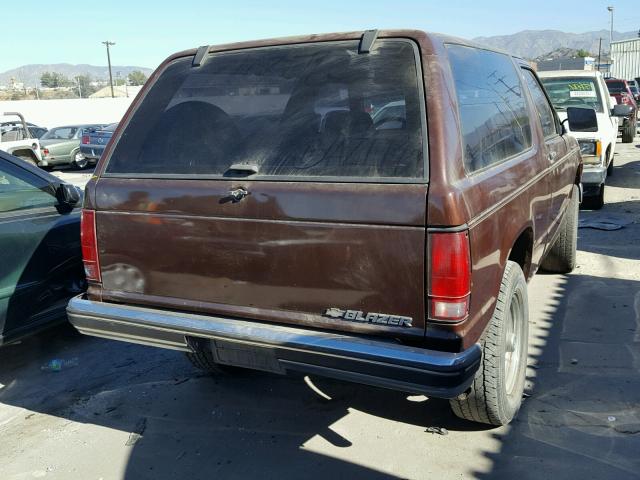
[548,151,558,162]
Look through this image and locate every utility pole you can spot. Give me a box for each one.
[102,41,116,98]
[597,37,602,72]
[608,6,614,52]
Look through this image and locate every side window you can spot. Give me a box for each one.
[447,45,532,173]
[0,160,56,213]
[522,69,557,138]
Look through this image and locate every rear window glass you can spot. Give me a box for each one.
[606,81,626,93]
[105,40,425,180]
[447,44,532,173]
[41,127,78,140]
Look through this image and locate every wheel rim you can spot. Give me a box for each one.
[504,287,524,395]
[74,152,88,168]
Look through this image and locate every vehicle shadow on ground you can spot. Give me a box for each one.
[577,157,640,261]
[607,159,640,190]
[474,272,640,479]
[1,271,639,478]
[0,320,485,479]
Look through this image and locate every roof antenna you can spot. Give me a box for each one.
[192,45,210,67]
[359,30,379,54]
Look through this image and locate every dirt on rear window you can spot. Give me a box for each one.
[105,40,425,180]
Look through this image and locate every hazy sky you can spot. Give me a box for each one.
[3,0,639,72]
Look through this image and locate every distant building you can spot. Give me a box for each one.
[610,38,640,80]
[9,78,24,90]
[537,56,595,72]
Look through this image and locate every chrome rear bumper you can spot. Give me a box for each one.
[67,295,481,398]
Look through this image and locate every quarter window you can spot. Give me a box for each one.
[447,45,532,172]
[522,69,557,138]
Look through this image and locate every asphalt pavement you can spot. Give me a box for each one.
[1,142,639,479]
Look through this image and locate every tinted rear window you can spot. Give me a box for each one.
[105,40,425,180]
[606,81,626,93]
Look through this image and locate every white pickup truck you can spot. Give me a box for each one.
[0,112,42,166]
[539,70,629,209]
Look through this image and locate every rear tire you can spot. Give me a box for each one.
[622,123,635,143]
[450,261,529,426]
[72,150,89,169]
[540,184,579,273]
[583,183,605,211]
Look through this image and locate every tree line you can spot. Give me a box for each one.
[39,70,148,93]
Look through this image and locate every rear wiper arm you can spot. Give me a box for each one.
[225,164,259,175]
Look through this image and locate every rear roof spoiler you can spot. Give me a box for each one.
[359,29,379,54]
[192,45,210,67]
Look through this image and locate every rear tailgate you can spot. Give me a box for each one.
[88,129,113,148]
[95,179,427,339]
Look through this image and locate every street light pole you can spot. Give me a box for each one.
[102,41,116,98]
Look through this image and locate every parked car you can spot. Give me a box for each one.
[79,123,118,164]
[0,112,42,165]
[605,78,637,142]
[0,151,85,345]
[627,80,640,103]
[540,70,630,209]
[40,124,105,170]
[67,30,583,426]
[1,121,47,139]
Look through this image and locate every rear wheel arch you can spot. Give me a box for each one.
[606,144,614,176]
[10,148,38,161]
[507,226,534,280]
[10,148,38,165]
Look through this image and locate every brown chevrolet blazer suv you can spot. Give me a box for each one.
[67,30,586,425]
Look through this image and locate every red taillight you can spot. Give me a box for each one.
[82,135,90,144]
[428,231,471,322]
[81,209,101,282]
[42,148,50,156]
[621,94,631,105]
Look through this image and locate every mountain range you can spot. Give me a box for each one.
[473,29,638,59]
[3,29,640,86]
[0,64,154,87]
